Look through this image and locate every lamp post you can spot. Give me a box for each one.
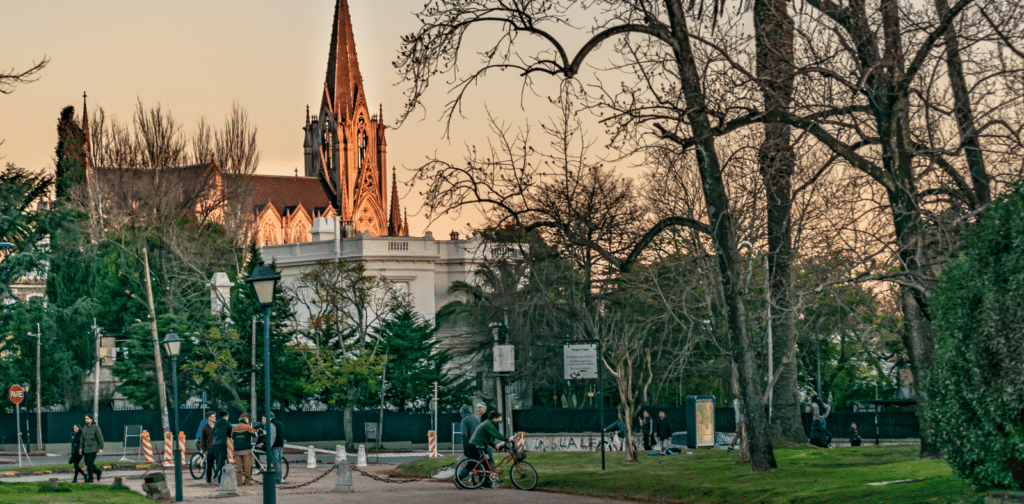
[246,260,280,504]
[740,240,772,419]
[161,331,183,502]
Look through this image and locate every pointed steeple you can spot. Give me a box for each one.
[324,0,365,120]
[306,105,310,127]
[401,207,409,237]
[388,171,401,236]
[81,92,91,168]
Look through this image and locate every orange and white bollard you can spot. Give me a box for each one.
[516,431,525,452]
[163,431,174,467]
[227,436,235,464]
[178,431,187,465]
[428,430,437,458]
[142,430,154,463]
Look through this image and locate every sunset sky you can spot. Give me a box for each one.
[1,0,570,235]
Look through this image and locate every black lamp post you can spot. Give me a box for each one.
[161,331,183,502]
[246,260,280,504]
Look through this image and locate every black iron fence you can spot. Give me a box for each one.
[0,407,920,445]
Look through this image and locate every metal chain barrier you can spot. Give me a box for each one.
[350,463,452,484]
[276,464,337,489]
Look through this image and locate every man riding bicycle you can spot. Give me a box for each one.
[467,411,514,489]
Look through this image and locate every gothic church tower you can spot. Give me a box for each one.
[304,0,399,237]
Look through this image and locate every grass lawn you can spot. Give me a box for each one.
[0,481,150,504]
[0,463,152,476]
[394,445,986,504]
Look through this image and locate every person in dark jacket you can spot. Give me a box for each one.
[809,395,833,448]
[232,414,258,485]
[469,411,513,488]
[69,425,86,483]
[200,412,216,483]
[211,411,232,482]
[656,411,673,453]
[80,414,104,483]
[258,414,286,483]
[849,422,862,447]
[639,410,655,451]
[456,404,482,482]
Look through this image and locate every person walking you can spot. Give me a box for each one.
[211,411,232,482]
[69,424,86,483]
[232,414,258,486]
[639,410,655,451]
[456,404,482,482]
[809,394,833,448]
[81,414,104,483]
[655,411,673,454]
[200,412,216,483]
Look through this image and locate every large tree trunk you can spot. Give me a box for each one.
[665,0,777,471]
[754,0,805,444]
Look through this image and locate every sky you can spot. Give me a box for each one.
[1,0,555,235]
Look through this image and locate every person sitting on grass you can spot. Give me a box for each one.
[809,395,833,448]
[849,422,862,447]
[468,411,514,489]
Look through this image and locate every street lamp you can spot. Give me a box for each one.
[740,240,772,419]
[246,260,280,504]
[161,331,183,502]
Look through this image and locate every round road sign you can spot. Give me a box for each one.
[8,384,24,404]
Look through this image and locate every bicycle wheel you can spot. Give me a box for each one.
[510,461,537,490]
[189,453,205,480]
[279,457,289,481]
[455,458,485,489]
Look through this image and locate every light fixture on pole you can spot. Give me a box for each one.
[740,240,772,420]
[161,331,183,502]
[246,260,280,504]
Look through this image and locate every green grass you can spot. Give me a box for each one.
[0,481,150,503]
[394,446,987,504]
[0,463,152,475]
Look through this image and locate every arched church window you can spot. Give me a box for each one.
[358,129,367,170]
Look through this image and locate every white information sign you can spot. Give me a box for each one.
[564,343,598,380]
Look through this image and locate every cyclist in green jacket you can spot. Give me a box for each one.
[468,411,513,487]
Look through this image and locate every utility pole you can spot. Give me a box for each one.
[92,319,100,421]
[35,323,42,450]
[143,248,171,437]
[251,316,257,421]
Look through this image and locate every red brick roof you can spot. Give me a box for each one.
[227,174,332,216]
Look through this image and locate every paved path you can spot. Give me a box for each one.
[2,464,633,504]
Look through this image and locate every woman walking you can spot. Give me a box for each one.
[81,414,104,482]
[69,425,86,482]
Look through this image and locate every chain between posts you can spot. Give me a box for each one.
[350,463,453,484]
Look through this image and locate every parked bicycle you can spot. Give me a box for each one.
[253,448,289,482]
[190,448,289,482]
[454,443,536,490]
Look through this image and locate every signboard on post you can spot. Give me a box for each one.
[685,395,716,449]
[9,384,24,404]
[493,345,515,374]
[563,343,598,380]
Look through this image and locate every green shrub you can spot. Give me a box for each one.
[928,185,1024,491]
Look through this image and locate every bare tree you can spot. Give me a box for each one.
[0,57,48,95]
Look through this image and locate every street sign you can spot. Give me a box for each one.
[8,384,25,404]
[564,343,598,380]
[493,345,515,373]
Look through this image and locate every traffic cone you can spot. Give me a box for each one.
[178,431,187,465]
[227,437,235,464]
[163,431,174,467]
[142,431,154,464]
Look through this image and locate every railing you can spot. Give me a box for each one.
[388,241,410,251]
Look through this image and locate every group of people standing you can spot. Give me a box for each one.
[69,414,104,483]
[197,411,284,486]
[457,402,516,489]
[606,409,674,452]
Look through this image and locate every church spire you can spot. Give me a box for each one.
[324,0,365,120]
[388,171,401,236]
[81,91,91,168]
[401,207,409,237]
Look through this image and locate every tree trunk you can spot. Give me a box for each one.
[754,0,805,444]
[666,0,777,471]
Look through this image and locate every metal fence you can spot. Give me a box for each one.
[0,407,920,445]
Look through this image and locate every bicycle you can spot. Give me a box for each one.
[253,448,289,482]
[454,443,537,490]
[189,451,208,480]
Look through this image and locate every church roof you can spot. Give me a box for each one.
[230,174,331,216]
